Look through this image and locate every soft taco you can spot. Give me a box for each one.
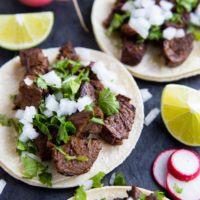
[92,0,200,82]
[0,42,144,188]
[68,186,169,200]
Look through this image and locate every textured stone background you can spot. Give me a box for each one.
[0,0,200,199]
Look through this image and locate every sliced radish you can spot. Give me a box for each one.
[166,173,200,200]
[168,149,200,181]
[152,149,176,189]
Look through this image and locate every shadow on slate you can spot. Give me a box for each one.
[0,0,200,199]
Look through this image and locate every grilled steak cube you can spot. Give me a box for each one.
[68,107,104,138]
[80,82,96,101]
[20,48,49,76]
[163,33,194,67]
[14,75,43,109]
[57,42,79,61]
[127,186,143,199]
[100,94,135,145]
[52,137,102,176]
[121,37,146,66]
[121,23,136,37]
[90,79,104,91]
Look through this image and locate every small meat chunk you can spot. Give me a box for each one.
[34,135,52,161]
[52,137,102,176]
[121,37,146,66]
[90,79,104,91]
[80,82,96,101]
[163,33,194,67]
[121,23,136,37]
[57,42,79,61]
[127,186,143,199]
[100,94,135,145]
[14,75,43,109]
[68,107,104,138]
[20,48,49,76]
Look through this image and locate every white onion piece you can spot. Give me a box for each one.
[163,27,177,40]
[43,109,53,118]
[24,77,33,86]
[122,1,135,11]
[82,180,93,190]
[195,4,200,17]
[45,95,59,112]
[141,0,155,8]
[144,108,160,126]
[42,71,62,88]
[149,5,165,26]
[140,88,152,103]
[160,0,173,10]
[109,172,116,185]
[0,179,6,195]
[190,13,200,26]
[58,99,77,116]
[163,10,173,20]
[77,96,93,112]
[132,8,146,18]
[176,29,185,38]
[19,106,37,124]
[15,109,24,119]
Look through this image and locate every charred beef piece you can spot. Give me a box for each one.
[145,194,159,200]
[34,135,52,161]
[52,137,102,176]
[14,75,43,109]
[163,33,194,67]
[121,23,136,37]
[100,94,135,145]
[80,82,96,101]
[127,186,143,199]
[68,107,104,138]
[90,79,104,91]
[20,48,49,76]
[121,37,146,66]
[57,42,79,61]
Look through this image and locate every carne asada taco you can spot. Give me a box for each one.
[69,186,169,200]
[92,0,200,82]
[0,43,143,188]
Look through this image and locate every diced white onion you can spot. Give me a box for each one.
[129,17,150,38]
[43,109,53,118]
[160,0,173,11]
[141,0,155,8]
[42,71,62,88]
[19,123,39,142]
[190,13,200,26]
[15,109,24,119]
[63,75,77,84]
[21,151,41,162]
[144,108,160,126]
[109,172,116,185]
[132,8,146,18]
[122,1,135,11]
[140,88,152,103]
[0,179,6,195]
[163,10,173,20]
[163,27,177,40]
[45,95,59,112]
[24,77,33,86]
[149,5,165,26]
[19,106,37,124]
[82,180,93,190]
[175,29,185,38]
[58,99,77,116]
[195,4,200,17]
[77,95,93,112]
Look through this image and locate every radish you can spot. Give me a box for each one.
[19,0,53,7]
[168,149,200,181]
[152,149,176,189]
[166,173,200,200]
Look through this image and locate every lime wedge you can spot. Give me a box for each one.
[161,84,200,146]
[0,12,54,50]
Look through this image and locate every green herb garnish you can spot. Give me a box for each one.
[169,13,182,23]
[176,0,198,13]
[114,172,126,186]
[75,185,87,200]
[97,88,120,116]
[188,25,200,41]
[90,171,106,188]
[154,191,165,200]
[0,114,12,126]
[173,183,183,194]
[36,75,48,90]
[148,26,162,41]
[139,193,147,200]
[90,117,104,125]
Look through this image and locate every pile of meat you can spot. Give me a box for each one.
[104,0,195,67]
[14,42,136,176]
[114,186,163,200]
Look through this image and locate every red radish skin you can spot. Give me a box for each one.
[168,149,200,181]
[152,149,176,189]
[20,0,53,7]
[166,173,200,200]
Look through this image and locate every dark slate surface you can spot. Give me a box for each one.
[0,0,200,200]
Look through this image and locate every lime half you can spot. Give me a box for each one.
[0,12,54,50]
[161,84,200,146]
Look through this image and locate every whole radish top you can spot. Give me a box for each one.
[19,0,53,7]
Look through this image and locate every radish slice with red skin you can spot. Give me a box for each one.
[168,149,200,181]
[166,173,200,200]
[152,149,176,189]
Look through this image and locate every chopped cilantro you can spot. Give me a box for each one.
[39,171,52,187]
[75,185,87,200]
[97,88,120,116]
[84,104,94,112]
[36,75,48,90]
[17,140,36,154]
[0,114,13,126]
[114,172,126,186]
[90,117,104,125]
[90,171,106,188]
[139,193,147,200]
[9,94,16,101]
[106,12,131,35]
[173,183,183,194]
[176,0,198,13]
[154,191,165,200]
[188,25,200,40]
[169,13,182,23]
[148,26,162,41]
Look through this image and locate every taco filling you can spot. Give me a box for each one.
[0,42,136,186]
[104,0,200,67]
